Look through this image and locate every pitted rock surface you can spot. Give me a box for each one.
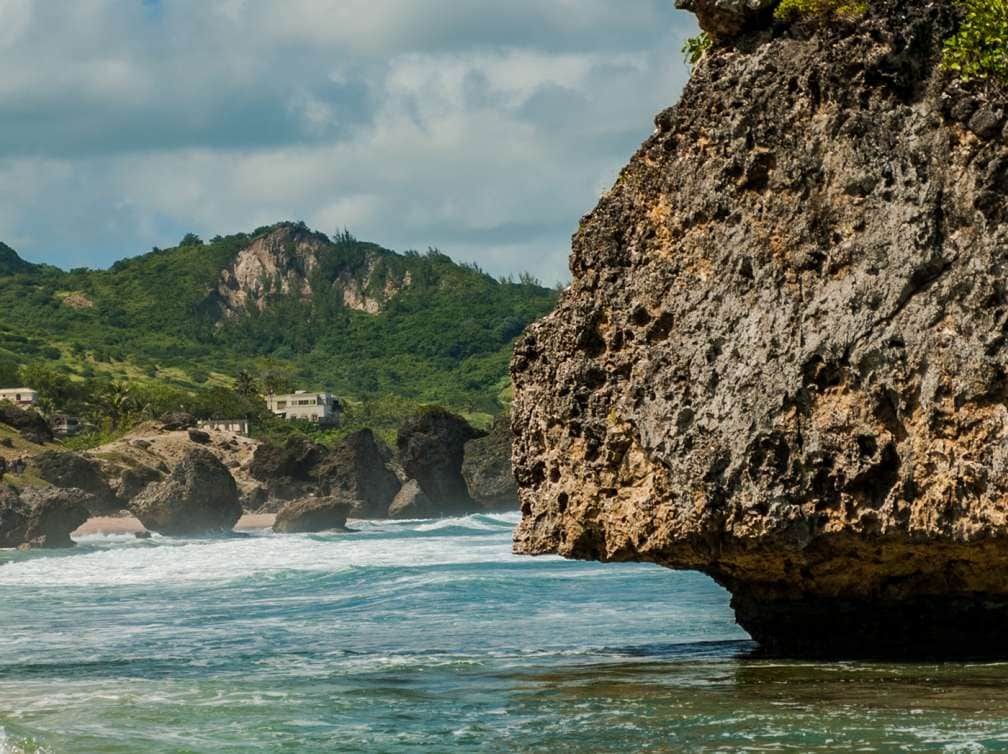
[511,0,1008,657]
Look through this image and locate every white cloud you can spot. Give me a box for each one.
[0,1,699,283]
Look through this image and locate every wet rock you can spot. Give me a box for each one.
[511,0,1008,658]
[129,448,241,535]
[273,496,353,533]
[387,480,436,519]
[315,429,400,518]
[397,409,485,513]
[462,416,519,511]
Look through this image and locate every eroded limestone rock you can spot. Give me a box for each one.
[512,0,1008,658]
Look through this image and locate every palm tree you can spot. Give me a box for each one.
[100,381,133,431]
[235,370,259,398]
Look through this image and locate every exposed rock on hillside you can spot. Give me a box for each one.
[462,416,519,511]
[0,403,53,445]
[129,448,242,535]
[397,409,485,514]
[273,496,353,533]
[206,224,412,319]
[512,0,1008,657]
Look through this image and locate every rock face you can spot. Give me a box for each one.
[387,479,436,519]
[397,409,485,513]
[273,496,353,533]
[511,0,1008,658]
[29,451,119,513]
[462,416,519,510]
[129,448,241,535]
[315,429,401,517]
[0,487,88,549]
[248,436,327,501]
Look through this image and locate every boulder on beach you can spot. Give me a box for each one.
[129,448,241,535]
[248,436,327,501]
[29,451,120,513]
[315,429,400,518]
[273,496,353,533]
[0,486,88,549]
[387,479,435,519]
[396,408,485,514]
[462,416,518,511]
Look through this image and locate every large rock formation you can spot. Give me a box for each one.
[462,416,519,511]
[0,403,52,445]
[397,409,485,513]
[512,0,1008,658]
[0,486,88,549]
[29,451,119,513]
[315,429,401,517]
[129,448,242,535]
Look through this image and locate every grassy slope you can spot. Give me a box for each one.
[0,224,558,417]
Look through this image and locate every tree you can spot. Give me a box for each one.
[179,233,204,247]
[235,370,259,398]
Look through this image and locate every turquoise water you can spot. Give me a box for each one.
[2,513,1008,752]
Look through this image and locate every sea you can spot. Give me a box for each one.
[1,512,1007,753]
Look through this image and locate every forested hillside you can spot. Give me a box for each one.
[0,222,558,435]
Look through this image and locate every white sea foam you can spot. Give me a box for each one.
[0,515,532,588]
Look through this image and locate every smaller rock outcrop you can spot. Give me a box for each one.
[159,412,196,431]
[397,409,485,513]
[113,465,163,503]
[129,448,241,535]
[0,487,28,547]
[387,480,435,519]
[0,403,53,444]
[462,416,518,511]
[29,451,119,513]
[273,496,353,533]
[315,429,401,517]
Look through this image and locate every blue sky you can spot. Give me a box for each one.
[0,1,697,284]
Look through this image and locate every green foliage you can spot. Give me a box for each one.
[0,222,558,436]
[682,33,712,67]
[944,0,1008,85]
[774,0,867,21]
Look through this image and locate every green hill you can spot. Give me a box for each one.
[0,222,558,433]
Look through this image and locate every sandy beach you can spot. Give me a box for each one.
[73,514,276,536]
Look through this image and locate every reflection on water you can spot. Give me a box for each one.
[1,516,1006,752]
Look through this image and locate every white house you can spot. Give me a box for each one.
[198,419,250,436]
[0,387,38,407]
[266,391,339,424]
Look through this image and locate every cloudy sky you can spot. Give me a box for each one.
[0,0,697,284]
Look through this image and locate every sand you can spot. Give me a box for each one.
[74,514,276,536]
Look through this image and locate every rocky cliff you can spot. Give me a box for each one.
[511,0,1008,657]
[206,224,412,318]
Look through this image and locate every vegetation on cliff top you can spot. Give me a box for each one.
[944,0,1008,86]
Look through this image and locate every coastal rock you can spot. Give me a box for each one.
[159,412,195,431]
[462,416,519,511]
[112,464,163,503]
[0,403,53,445]
[273,496,353,533]
[129,448,241,535]
[397,409,485,513]
[0,487,28,547]
[315,429,401,517]
[248,436,326,501]
[18,487,90,548]
[511,0,1008,658]
[29,451,119,513]
[387,479,436,519]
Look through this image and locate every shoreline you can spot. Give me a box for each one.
[73,514,276,536]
